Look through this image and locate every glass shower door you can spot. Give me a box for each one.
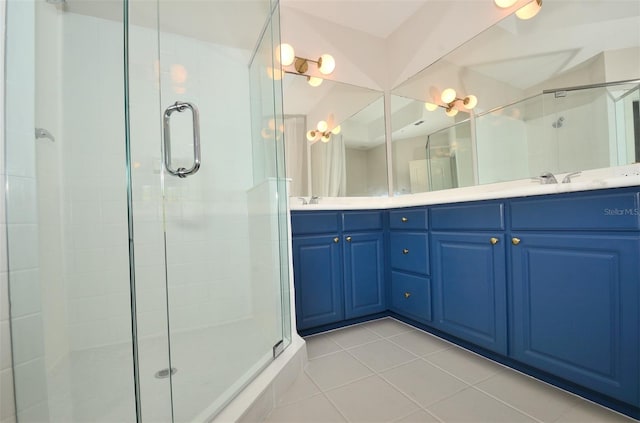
[128,1,288,421]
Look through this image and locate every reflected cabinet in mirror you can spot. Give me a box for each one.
[391,0,640,194]
[283,75,387,198]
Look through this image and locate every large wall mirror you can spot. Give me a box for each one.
[391,0,640,194]
[283,75,387,198]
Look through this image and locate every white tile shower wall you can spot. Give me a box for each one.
[61,13,132,352]
[35,0,69,375]
[63,11,259,351]
[3,0,50,420]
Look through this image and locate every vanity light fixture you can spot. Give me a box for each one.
[494,0,542,20]
[277,43,335,87]
[515,0,542,20]
[306,120,341,143]
[425,88,478,117]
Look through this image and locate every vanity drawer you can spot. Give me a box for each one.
[291,212,339,235]
[511,191,640,231]
[390,271,431,323]
[342,211,383,232]
[389,208,428,230]
[431,202,505,231]
[390,233,429,275]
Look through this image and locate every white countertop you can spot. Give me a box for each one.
[290,166,640,211]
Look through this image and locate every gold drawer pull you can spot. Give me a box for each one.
[490,237,499,245]
[404,292,411,299]
[512,237,521,245]
[333,237,340,243]
[401,217,408,222]
[346,236,352,242]
[402,248,409,255]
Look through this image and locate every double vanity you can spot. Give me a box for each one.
[290,174,640,419]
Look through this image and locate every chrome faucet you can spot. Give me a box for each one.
[532,172,558,184]
[562,171,581,183]
[298,197,308,205]
[310,196,320,205]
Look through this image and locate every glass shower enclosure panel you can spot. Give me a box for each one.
[130,0,289,421]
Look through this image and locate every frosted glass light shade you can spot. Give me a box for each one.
[278,43,295,66]
[425,102,438,112]
[331,125,341,135]
[321,133,331,143]
[441,88,457,104]
[317,120,328,132]
[306,130,317,141]
[445,107,458,117]
[307,76,323,87]
[463,95,478,110]
[494,0,518,7]
[318,54,336,75]
[516,0,542,20]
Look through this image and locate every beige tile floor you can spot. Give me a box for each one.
[265,318,638,423]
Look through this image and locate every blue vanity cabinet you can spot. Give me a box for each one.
[509,191,640,407]
[388,208,432,323]
[291,210,385,331]
[430,202,508,355]
[292,234,344,330]
[343,231,386,319]
[291,212,343,331]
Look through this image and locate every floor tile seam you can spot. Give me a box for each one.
[383,334,447,359]
[418,354,499,386]
[317,390,351,423]
[389,406,445,423]
[335,336,385,351]
[271,390,325,411]
[550,395,639,423]
[464,385,546,423]
[377,369,470,411]
[307,369,376,393]
[273,373,326,410]
[306,347,345,362]
[369,373,438,421]
[342,338,424,374]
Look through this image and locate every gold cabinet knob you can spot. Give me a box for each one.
[402,248,409,255]
[512,237,521,245]
[490,237,499,245]
[404,292,411,299]
[401,217,408,223]
[333,237,340,243]
[346,236,352,242]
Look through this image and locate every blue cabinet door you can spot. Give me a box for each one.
[343,232,386,319]
[292,235,344,330]
[511,233,640,406]
[431,232,507,354]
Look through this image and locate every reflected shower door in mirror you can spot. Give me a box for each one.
[390,0,640,195]
[283,75,387,197]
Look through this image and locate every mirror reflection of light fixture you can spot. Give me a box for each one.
[276,43,335,87]
[494,0,518,7]
[515,0,542,20]
[261,118,284,140]
[426,88,478,116]
[306,121,341,142]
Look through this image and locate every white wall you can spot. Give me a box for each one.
[392,136,427,195]
[3,0,50,421]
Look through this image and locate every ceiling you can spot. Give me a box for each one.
[281,0,428,39]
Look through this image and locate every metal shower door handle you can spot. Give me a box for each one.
[162,101,201,178]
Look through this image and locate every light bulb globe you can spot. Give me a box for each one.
[277,43,295,66]
[318,54,336,75]
[463,95,478,110]
[307,76,323,87]
[445,107,459,117]
[306,130,317,141]
[331,125,341,135]
[494,0,518,7]
[321,133,331,143]
[317,120,328,132]
[441,88,457,104]
[516,0,542,20]
[425,102,438,112]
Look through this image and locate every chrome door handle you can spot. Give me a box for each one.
[163,101,201,178]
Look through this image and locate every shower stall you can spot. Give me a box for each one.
[3,0,291,421]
